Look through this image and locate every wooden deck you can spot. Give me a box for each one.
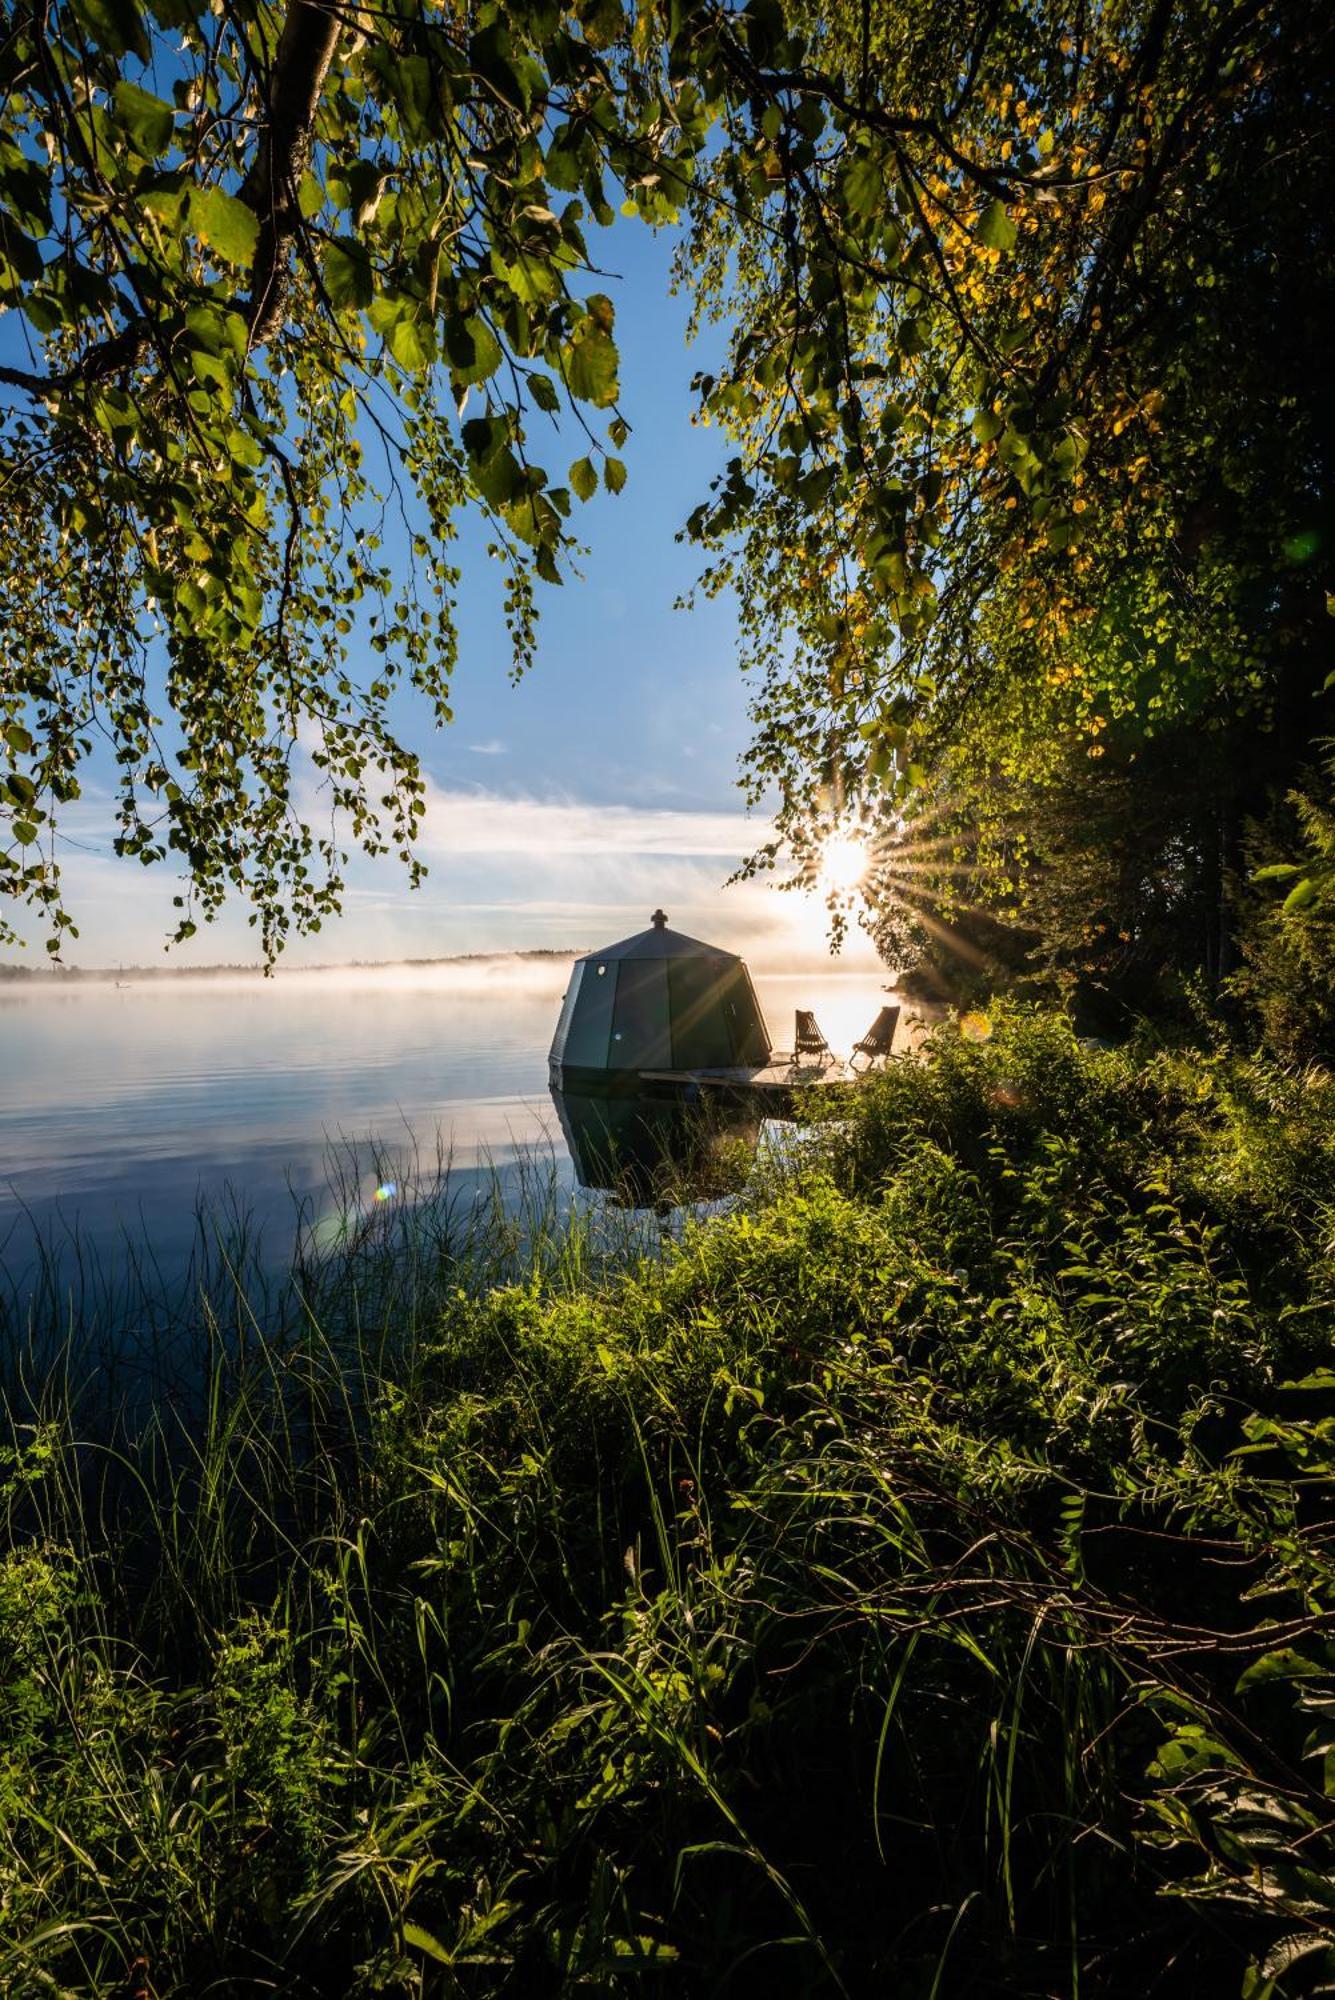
[638,1059,860,1111]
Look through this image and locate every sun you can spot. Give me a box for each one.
[817,831,870,898]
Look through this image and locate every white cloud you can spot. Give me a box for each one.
[19,781,886,976]
[467,739,508,756]
[416,783,768,862]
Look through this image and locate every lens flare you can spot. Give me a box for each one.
[960,1010,992,1044]
[818,831,869,897]
[373,1181,398,1203]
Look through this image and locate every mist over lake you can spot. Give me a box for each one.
[0,959,898,1291]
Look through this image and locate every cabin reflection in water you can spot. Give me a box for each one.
[550,1087,763,1208]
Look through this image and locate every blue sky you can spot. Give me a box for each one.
[4,220,881,973]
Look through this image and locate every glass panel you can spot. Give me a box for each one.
[562,961,615,1068]
[548,974,580,1064]
[667,958,731,1068]
[719,966,770,1065]
[735,967,771,1063]
[608,960,671,1069]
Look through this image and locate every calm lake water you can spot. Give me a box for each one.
[0,961,900,1295]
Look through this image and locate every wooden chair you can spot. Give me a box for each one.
[773,1009,835,1068]
[850,1004,900,1071]
[793,1009,833,1061]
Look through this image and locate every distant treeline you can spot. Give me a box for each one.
[0,948,582,983]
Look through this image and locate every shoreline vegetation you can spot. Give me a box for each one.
[3,1006,1334,1996]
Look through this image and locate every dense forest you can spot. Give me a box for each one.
[2,0,1335,1994]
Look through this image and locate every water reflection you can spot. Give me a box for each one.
[0,968,901,1283]
[550,1087,763,1208]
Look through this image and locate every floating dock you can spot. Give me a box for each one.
[637,1060,859,1115]
[547,910,899,1115]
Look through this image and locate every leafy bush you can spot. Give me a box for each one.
[2,1010,1335,1995]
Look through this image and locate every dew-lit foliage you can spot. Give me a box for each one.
[3,1009,1335,1995]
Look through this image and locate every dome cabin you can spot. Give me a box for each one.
[549,911,771,1092]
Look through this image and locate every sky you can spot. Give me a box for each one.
[4,220,883,976]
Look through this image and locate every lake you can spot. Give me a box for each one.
[0,960,902,1297]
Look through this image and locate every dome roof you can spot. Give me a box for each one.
[550,912,770,1082]
[574,910,740,964]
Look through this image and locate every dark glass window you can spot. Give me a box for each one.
[562,961,616,1067]
[608,960,671,1069]
[719,966,770,1064]
[667,958,730,1068]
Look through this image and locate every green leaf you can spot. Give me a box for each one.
[462,414,507,463]
[1282,878,1318,914]
[324,238,374,312]
[112,81,175,158]
[503,488,559,548]
[388,315,431,371]
[603,455,626,494]
[0,219,42,287]
[0,149,50,239]
[463,419,523,509]
[341,160,384,225]
[141,182,186,227]
[566,323,618,407]
[977,198,1017,252]
[528,372,560,414]
[1236,1647,1330,1691]
[403,1922,451,1965]
[544,127,585,195]
[227,426,263,469]
[577,0,622,52]
[69,0,149,60]
[743,0,785,63]
[147,0,199,27]
[20,292,61,334]
[569,456,597,502]
[184,302,228,354]
[1252,862,1301,882]
[189,349,229,390]
[842,150,885,220]
[191,187,260,269]
[445,315,502,386]
[469,20,543,112]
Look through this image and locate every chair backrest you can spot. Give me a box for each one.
[794,1008,830,1054]
[853,1004,900,1057]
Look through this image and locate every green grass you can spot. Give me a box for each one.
[3,1008,1335,1996]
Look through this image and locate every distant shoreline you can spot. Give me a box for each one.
[0,948,586,984]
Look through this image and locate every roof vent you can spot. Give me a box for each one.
[650,908,668,929]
